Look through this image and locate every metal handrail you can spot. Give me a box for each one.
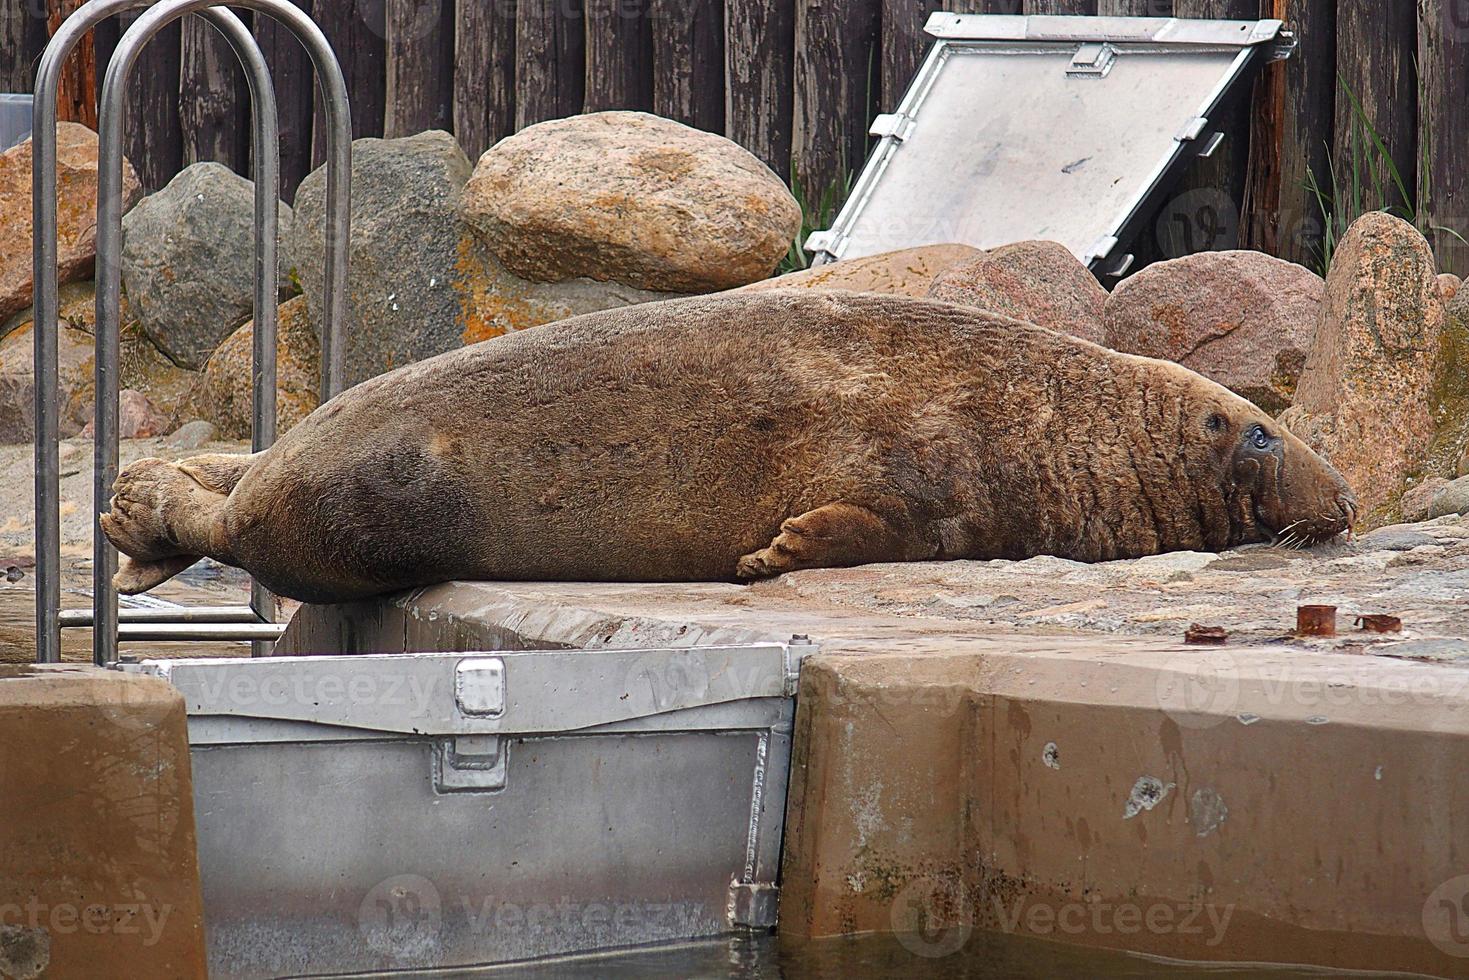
[33,0,352,664]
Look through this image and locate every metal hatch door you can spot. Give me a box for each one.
[806,14,1296,277]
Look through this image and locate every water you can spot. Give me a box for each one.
[440,932,1432,979]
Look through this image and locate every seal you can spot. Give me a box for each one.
[101,291,1357,604]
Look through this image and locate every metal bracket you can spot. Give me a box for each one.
[1197,131,1226,159]
[868,111,916,142]
[434,734,507,793]
[803,230,842,263]
[1174,116,1210,143]
[1067,42,1117,79]
[1268,32,1298,62]
[728,881,779,929]
[455,657,506,716]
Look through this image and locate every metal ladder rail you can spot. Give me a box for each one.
[32,0,352,664]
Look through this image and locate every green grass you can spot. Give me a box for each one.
[1306,76,1466,275]
[777,168,855,276]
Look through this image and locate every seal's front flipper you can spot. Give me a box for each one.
[115,555,201,594]
[735,501,924,580]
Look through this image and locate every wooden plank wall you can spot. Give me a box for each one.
[6,0,1468,275]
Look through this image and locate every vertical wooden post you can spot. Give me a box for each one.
[584,0,654,112]
[1418,0,1469,276]
[724,0,795,176]
[881,0,941,112]
[453,0,517,159]
[1332,0,1417,215]
[1272,0,1333,268]
[253,0,316,202]
[180,14,251,173]
[792,0,881,196]
[651,0,724,132]
[3,0,51,94]
[311,0,387,167]
[516,0,585,127]
[1241,0,1285,255]
[384,0,456,137]
[45,0,97,128]
[941,1,1023,13]
[1025,0,1097,13]
[1096,0,1173,12]
[117,10,183,191]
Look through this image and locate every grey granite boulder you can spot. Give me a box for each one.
[121,162,293,369]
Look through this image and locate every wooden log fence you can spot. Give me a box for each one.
[3,0,1468,274]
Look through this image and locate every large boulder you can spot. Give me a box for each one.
[0,281,97,443]
[0,123,142,321]
[927,240,1106,343]
[293,130,680,385]
[1279,213,1445,526]
[462,111,801,292]
[193,295,320,439]
[293,131,474,385]
[122,162,294,370]
[1103,251,1323,413]
[740,244,982,298]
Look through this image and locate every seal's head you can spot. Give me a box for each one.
[1195,395,1357,548]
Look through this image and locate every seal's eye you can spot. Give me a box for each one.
[1250,425,1271,450]
[1206,414,1227,433]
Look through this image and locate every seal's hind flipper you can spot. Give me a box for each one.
[176,452,258,495]
[115,554,201,594]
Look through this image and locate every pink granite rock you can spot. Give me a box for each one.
[926,240,1106,343]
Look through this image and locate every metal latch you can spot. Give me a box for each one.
[868,112,915,142]
[434,734,508,793]
[1067,42,1117,79]
[728,881,779,929]
[455,657,505,716]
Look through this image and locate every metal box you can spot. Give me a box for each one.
[119,641,809,978]
[0,94,32,152]
[807,14,1296,277]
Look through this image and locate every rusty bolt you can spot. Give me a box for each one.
[1184,623,1228,645]
[1355,615,1403,634]
[1296,604,1337,637]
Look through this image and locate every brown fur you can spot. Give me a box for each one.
[102,291,1357,603]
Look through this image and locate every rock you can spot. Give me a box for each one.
[164,419,217,451]
[119,316,200,432]
[293,131,473,385]
[1103,251,1323,412]
[1439,274,1461,302]
[293,130,679,384]
[462,111,800,292]
[455,240,675,346]
[0,123,142,322]
[121,162,294,370]
[927,240,1107,343]
[1403,474,1469,519]
[1354,526,1440,552]
[0,281,96,443]
[1402,477,1450,523]
[193,294,320,439]
[740,244,982,298]
[79,389,169,439]
[1278,213,1444,527]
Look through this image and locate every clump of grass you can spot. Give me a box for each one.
[1306,77,1466,275]
[778,169,855,275]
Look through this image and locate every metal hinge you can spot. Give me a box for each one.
[868,112,916,142]
[434,734,508,793]
[1067,42,1117,79]
[803,230,843,261]
[1175,116,1210,143]
[728,881,779,929]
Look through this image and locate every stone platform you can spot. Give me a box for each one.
[279,523,1469,977]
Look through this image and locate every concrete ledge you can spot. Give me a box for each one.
[0,665,207,978]
[280,579,1469,974]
